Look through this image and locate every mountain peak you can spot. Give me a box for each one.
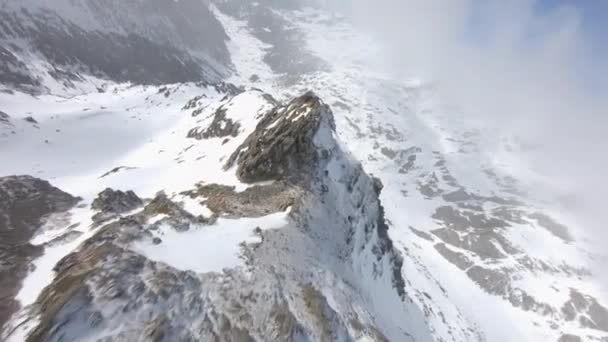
[226,91,334,183]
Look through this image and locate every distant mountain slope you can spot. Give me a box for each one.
[0,0,230,93]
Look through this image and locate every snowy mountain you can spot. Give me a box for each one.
[0,1,607,342]
[0,0,229,93]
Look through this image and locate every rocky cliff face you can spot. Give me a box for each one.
[0,176,80,334]
[0,0,230,93]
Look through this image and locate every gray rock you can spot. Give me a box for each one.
[529,212,573,243]
[0,0,230,93]
[187,106,241,140]
[409,227,434,241]
[558,334,582,342]
[562,289,608,332]
[44,230,83,248]
[23,116,38,124]
[0,111,9,123]
[434,243,473,270]
[225,91,332,183]
[184,181,301,218]
[215,1,327,85]
[0,175,79,332]
[91,188,143,215]
[99,166,137,179]
[466,266,510,296]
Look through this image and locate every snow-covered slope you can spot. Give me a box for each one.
[0,85,423,341]
[0,1,606,342]
[0,0,229,94]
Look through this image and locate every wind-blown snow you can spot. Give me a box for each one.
[133,211,290,274]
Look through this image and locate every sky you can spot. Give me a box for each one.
[537,0,608,45]
[534,0,607,89]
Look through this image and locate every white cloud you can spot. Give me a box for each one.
[340,0,608,284]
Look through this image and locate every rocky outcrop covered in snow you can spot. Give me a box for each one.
[0,176,80,334]
[225,91,330,182]
[13,92,420,341]
[91,188,143,224]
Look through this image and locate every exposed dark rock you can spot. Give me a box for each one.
[492,207,527,224]
[215,1,328,85]
[418,173,442,198]
[466,266,510,296]
[372,178,406,299]
[26,192,220,340]
[184,181,302,218]
[91,188,143,224]
[44,230,83,248]
[434,243,473,270]
[442,188,520,206]
[558,334,582,342]
[398,155,416,174]
[0,175,79,333]
[409,227,434,241]
[23,116,38,124]
[432,205,510,231]
[466,265,555,316]
[182,94,207,111]
[187,106,241,140]
[142,192,187,218]
[213,82,245,97]
[431,153,460,188]
[301,284,350,341]
[98,166,137,179]
[508,289,554,315]
[432,227,513,260]
[529,212,573,243]
[0,111,9,124]
[369,123,403,142]
[142,191,214,230]
[562,289,608,332]
[380,147,397,159]
[225,91,332,183]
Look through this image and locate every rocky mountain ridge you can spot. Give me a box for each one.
[2,91,419,341]
[0,1,606,342]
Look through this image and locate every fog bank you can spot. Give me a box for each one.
[332,0,608,284]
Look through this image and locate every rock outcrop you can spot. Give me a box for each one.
[0,111,9,124]
[0,0,230,92]
[17,92,420,341]
[226,91,332,183]
[91,188,143,224]
[187,106,241,140]
[0,176,80,333]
